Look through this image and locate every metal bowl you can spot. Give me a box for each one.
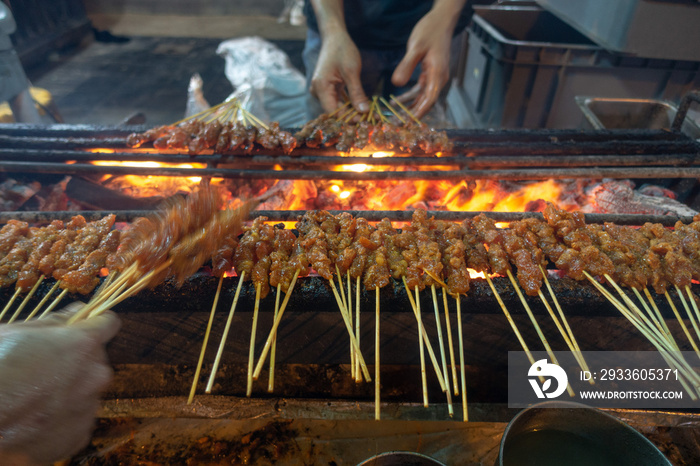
[356,451,447,466]
[498,401,672,466]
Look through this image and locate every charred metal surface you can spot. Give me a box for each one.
[0,209,693,226]
[0,124,698,186]
[1,147,698,171]
[2,274,695,321]
[6,160,700,181]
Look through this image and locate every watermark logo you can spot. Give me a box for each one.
[528,358,568,399]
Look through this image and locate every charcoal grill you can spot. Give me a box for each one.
[2,112,700,463]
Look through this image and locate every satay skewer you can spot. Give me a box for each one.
[25,280,60,321]
[187,275,224,404]
[375,285,381,421]
[455,295,468,422]
[246,282,263,397]
[442,290,459,396]
[506,270,575,398]
[206,271,246,394]
[416,286,428,408]
[268,282,282,393]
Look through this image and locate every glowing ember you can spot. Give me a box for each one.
[87,148,570,214]
[90,160,210,197]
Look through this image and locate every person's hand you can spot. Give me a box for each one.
[0,303,120,465]
[391,3,462,119]
[310,28,370,115]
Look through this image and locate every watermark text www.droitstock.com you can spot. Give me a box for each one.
[508,351,700,409]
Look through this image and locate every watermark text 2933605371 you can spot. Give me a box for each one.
[509,351,697,409]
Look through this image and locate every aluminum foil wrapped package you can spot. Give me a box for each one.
[217,36,307,128]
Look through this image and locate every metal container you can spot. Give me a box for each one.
[497,401,673,466]
[576,96,700,139]
[357,451,446,466]
[535,0,700,61]
[446,5,700,129]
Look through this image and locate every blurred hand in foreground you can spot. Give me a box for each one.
[0,303,120,465]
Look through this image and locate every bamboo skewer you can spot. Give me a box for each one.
[633,288,674,349]
[336,267,354,380]
[675,285,700,346]
[442,289,459,396]
[538,290,595,376]
[38,288,68,319]
[328,279,371,382]
[539,266,590,375]
[253,269,300,379]
[536,288,591,383]
[645,287,678,349]
[686,286,700,335]
[455,295,468,422]
[375,286,381,421]
[246,282,262,397]
[431,285,450,394]
[664,291,700,357]
[389,94,422,125]
[585,272,700,396]
[378,97,406,125]
[82,260,172,322]
[268,283,282,393]
[25,280,60,321]
[187,275,224,404]
[0,288,21,322]
[485,275,539,372]
[431,285,454,417]
[171,100,229,126]
[356,271,362,383]
[506,270,575,398]
[401,277,447,392]
[206,271,246,394]
[7,276,45,324]
[416,286,428,408]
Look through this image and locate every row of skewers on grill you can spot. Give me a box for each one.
[125,96,453,155]
[2,187,700,419]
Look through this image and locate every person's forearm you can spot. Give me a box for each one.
[310,0,347,39]
[430,0,468,33]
